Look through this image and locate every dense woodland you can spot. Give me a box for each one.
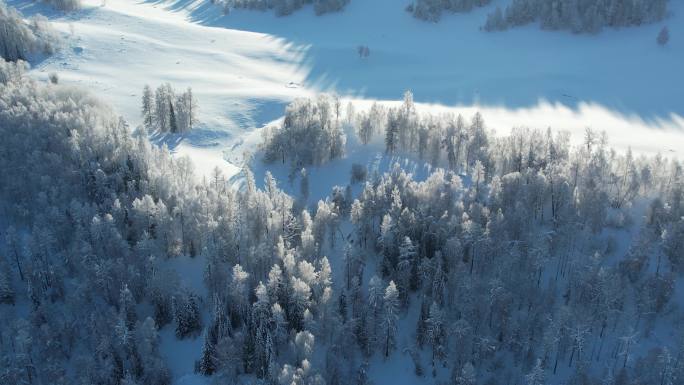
[208,0,670,34]
[214,0,350,16]
[408,0,492,22]
[483,0,669,33]
[1,59,683,385]
[263,92,684,384]
[0,1,60,62]
[38,0,81,11]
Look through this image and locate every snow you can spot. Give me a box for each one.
[159,326,207,384]
[8,0,684,183]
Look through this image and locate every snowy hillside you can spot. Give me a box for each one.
[7,0,684,180]
[1,0,684,385]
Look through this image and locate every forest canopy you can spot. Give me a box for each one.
[1,60,683,385]
[484,0,669,33]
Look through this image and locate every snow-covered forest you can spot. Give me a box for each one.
[2,61,683,384]
[1,0,683,384]
[261,95,347,167]
[0,2,60,61]
[405,0,671,34]
[215,0,349,16]
[409,0,493,22]
[209,0,671,31]
[483,0,669,33]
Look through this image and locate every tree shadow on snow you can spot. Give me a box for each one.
[140,0,684,130]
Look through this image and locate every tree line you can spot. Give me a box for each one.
[408,0,493,22]
[404,0,670,35]
[213,0,350,16]
[204,0,670,36]
[484,0,669,34]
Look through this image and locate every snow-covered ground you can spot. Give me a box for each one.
[9,0,684,182]
[11,0,314,177]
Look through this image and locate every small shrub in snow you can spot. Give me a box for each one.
[357,45,370,58]
[350,163,367,184]
[658,26,670,46]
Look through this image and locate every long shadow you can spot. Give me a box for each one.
[227,98,289,130]
[10,0,684,132]
[149,126,237,150]
[140,0,684,128]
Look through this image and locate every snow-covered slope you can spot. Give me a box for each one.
[9,0,684,182]
[10,0,314,178]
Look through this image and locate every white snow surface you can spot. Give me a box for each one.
[9,0,684,181]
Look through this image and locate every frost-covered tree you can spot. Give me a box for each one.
[0,3,60,61]
[382,281,399,357]
[144,83,197,133]
[658,26,670,46]
[174,289,203,338]
[142,85,154,129]
[262,95,346,167]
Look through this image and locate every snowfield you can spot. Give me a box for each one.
[9,0,684,182]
